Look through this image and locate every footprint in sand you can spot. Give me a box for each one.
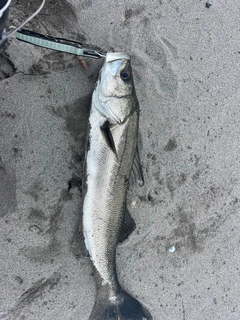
[119,13,179,104]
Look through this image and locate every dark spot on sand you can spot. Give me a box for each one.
[29,225,43,234]
[24,180,43,202]
[47,203,63,235]
[192,170,200,180]
[0,156,17,217]
[142,16,150,27]
[28,208,46,221]
[21,237,61,263]
[29,52,78,75]
[0,53,16,80]
[72,151,83,163]
[147,153,157,166]
[232,197,238,205]
[15,276,24,285]
[206,2,212,8]
[29,63,49,76]
[124,6,145,26]
[47,95,91,141]
[164,138,177,151]
[12,147,23,160]
[138,195,147,202]
[166,176,175,198]
[79,0,92,10]
[1,111,16,119]
[178,173,187,185]
[125,9,133,20]
[60,188,73,201]
[0,155,6,173]
[169,207,201,253]
[147,193,155,202]
[88,71,99,82]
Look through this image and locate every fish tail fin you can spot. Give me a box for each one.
[89,287,152,320]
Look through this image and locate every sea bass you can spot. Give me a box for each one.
[83,52,152,320]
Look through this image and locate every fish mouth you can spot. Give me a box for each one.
[106,52,130,63]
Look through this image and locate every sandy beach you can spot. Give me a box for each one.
[1,0,240,319]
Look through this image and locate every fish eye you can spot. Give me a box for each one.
[120,71,131,81]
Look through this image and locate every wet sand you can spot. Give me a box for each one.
[1,0,240,319]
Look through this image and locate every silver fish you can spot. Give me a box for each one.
[83,52,152,320]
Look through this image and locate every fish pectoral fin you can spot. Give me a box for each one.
[118,207,136,243]
[100,120,117,156]
[129,145,144,187]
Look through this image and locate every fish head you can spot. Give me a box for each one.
[94,52,138,124]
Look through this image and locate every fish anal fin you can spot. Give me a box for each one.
[129,145,144,187]
[118,207,136,243]
[100,120,117,155]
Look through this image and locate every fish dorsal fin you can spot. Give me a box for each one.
[100,120,117,155]
[118,207,136,243]
[129,145,144,186]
